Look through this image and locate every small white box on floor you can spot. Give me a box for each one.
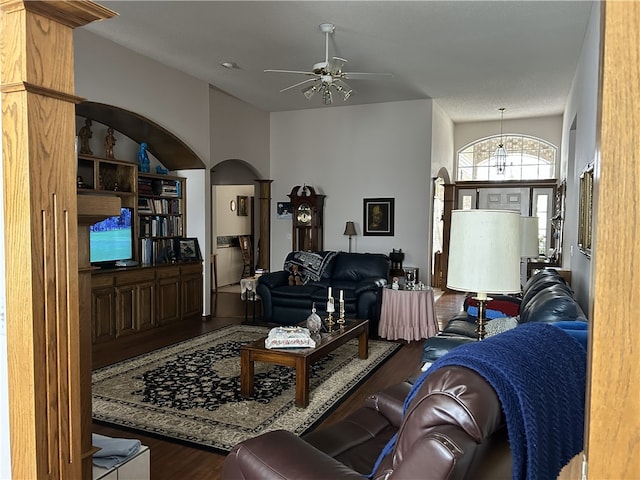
[93,444,149,480]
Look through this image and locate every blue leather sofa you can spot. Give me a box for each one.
[256,251,389,334]
[422,268,588,364]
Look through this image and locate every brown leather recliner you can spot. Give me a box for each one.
[222,366,510,480]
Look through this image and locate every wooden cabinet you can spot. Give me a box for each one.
[114,269,157,336]
[157,266,182,325]
[181,263,204,319]
[92,275,117,344]
[91,262,203,347]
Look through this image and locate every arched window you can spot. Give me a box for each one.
[457,135,557,181]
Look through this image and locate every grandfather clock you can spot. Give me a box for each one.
[289,185,325,251]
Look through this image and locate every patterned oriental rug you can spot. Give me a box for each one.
[92,324,401,453]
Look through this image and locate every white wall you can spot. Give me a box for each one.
[74,29,212,314]
[270,100,434,275]
[209,87,270,179]
[562,3,600,314]
[455,115,563,157]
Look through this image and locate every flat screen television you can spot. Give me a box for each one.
[90,207,134,267]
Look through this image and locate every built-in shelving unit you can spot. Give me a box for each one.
[138,172,185,265]
[77,153,202,351]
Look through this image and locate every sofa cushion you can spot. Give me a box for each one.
[519,285,587,323]
[330,253,389,283]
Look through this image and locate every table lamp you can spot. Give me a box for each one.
[343,221,357,253]
[447,210,521,339]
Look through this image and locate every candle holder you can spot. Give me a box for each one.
[326,296,335,332]
[338,300,345,329]
[326,312,335,332]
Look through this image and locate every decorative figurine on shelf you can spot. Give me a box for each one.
[138,142,151,172]
[78,118,93,155]
[306,303,322,334]
[155,165,169,175]
[104,127,116,159]
[288,264,303,286]
[391,277,400,290]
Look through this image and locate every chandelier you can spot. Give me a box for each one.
[495,107,507,174]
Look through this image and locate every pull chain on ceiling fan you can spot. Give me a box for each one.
[264,23,392,105]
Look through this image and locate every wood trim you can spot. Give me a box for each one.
[1,1,115,478]
[587,1,640,477]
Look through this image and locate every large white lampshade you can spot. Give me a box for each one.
[448,209,522,296]
[520,216,540,258]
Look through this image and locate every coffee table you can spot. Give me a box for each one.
[240,319,369,407]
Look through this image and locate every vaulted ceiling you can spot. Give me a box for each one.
[83,1,594,122]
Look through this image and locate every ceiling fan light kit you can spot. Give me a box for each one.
[265,22,391,105]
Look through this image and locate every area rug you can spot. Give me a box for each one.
[92,324,400,453]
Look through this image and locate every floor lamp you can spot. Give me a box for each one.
[447,210,521,340]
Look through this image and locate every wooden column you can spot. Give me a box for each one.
[255,179,273,271]
[587,1,640,477]
[1,1,116,478]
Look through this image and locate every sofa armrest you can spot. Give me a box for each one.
[257,270,290,289]
[222,430,364,480]
[354,277,387,295]
[364,382,412,427]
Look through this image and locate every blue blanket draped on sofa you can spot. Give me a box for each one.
[371,323,586,480]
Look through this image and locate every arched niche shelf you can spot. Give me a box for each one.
[76,101,205,170]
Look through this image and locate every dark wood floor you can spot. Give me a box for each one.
[92,288,465,479]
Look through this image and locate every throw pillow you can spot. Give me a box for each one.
[485,316,519,337]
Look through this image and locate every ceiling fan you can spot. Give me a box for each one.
[264,23,393,105]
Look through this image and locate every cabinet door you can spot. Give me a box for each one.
[115,285,136,337]
[92,286,116,344]
[157,269,181,325]
[181,265,203,320]
[136,279,156,330]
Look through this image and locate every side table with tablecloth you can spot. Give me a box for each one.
[240,276,262,321]
[378,287,439,341]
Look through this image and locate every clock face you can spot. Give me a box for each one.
[297,204,312,226]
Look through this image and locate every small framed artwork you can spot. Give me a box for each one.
[363,198,395,236]
[277,201,292,219]
[237,195,248,216]
[177,237,202,262]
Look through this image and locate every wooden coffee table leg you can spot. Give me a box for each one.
[295,357,310,407]
[240,349,254,397]
[358,328,369,359]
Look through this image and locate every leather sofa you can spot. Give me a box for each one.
[222,322,586,480]
[257,251,389,334]
[422,268,588,365]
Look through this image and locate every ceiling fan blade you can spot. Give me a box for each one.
[342,72,394,79]
[264,69,317,76]
[279,77,318,93]
[327,56,347,73]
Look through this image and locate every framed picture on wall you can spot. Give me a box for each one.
[177,237,202,262]
[363,198,395,236]
[237,195,248,216]
[277,201,292,219]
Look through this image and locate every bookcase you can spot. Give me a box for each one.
[77,154,202,351]
[138,172,186,265]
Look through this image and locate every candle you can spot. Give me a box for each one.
[328,287,332,299]
[339,290,343,301]
[327,297,335,313]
